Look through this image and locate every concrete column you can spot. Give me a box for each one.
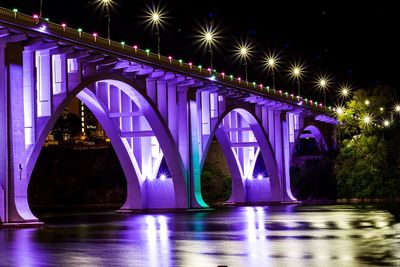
[22,51,36,153]
[146,78,156,104]
[0,43,7,223]
[267,108,275,148]
[167,83,178,143]
[157,80,167,121]
[66,58,81,91]
[36,50,52,118]
[51,53,67,110]
[282,112,296,202]
[6,45,37,223]
[273,110,283,201]
[177,86,189,169]
[187,91,207,208]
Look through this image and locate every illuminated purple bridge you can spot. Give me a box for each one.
[0,8,336,224]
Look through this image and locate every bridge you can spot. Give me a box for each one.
[0,8,337,224]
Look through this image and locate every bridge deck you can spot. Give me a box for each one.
[0,7,334,116]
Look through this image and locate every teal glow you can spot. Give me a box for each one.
[189,101,208,208]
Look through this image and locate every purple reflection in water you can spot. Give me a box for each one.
[0,205,399,266]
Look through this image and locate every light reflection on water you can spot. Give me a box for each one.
[1,205,400,266]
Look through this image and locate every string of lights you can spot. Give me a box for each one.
[8,5,399,127]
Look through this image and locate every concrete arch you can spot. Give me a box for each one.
[200,106,282,204]
[291,124,329,158]
[26,73,187,210]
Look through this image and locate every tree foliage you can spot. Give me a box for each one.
[335,87,400,199]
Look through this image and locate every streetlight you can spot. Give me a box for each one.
[289,63,304,98]
[195,22,222,70]
[145,4,167,58]
[40,0,43,17]
[316,74,330,106]
[338,83,352,100]
[91,0,116,44]
[235,41,253,82]
[263,52,280,90]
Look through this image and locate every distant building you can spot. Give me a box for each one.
[45,98,109,146]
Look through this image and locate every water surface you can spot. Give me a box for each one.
[1,205,400,266]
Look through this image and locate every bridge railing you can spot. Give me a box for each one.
[0,6,335,116]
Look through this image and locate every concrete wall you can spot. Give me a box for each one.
[145,179,175,209]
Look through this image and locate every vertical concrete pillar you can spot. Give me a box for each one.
[282,112,297,202]
[22,51,36,153]
[188,93,208,208]
[36,50,52,118]
[0,43,7,222]
[273,111,283,201]
[6,45,37,223]
[146,78,156,104]
[167,83,178,143]
[267,108,275,148]
[157,80,167,121]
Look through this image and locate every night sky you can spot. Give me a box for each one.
[1,1,399,103]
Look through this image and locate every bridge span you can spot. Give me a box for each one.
[0,8,336,224]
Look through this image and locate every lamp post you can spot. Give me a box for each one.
[290,65,303,98]
[319,78,328,106]
[92,0,115,44]
[151,12,161,57]
[40,0,43,17]
[264,53,279,90]
[195,22,222,71]
[316,74,330,106]
[104,0,111,43]
[240,46,249,81]
[204,31,214,69]
[145,6,166,58]
[236,43,252,82]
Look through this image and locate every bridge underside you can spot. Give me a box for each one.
[0,13,337,224]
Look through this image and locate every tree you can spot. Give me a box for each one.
[335,86,400,199]
[52,109,81,143]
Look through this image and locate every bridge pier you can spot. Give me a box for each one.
[0,44,38,223]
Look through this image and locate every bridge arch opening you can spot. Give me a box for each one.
[199,108,281,205]
[290,125,335,201]
[25,77,187,218]
[28,98,127,214]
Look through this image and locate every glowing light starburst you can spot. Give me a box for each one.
[360,113,374,128]
[289,61,305,97]
[144,3,169,56]
[234,41,254,63]
[338,83,352,99]
[335,106,345,116]
[194,22,223,69]
[289,62,304,80]
[144,4,167,29]
[315,74,331,92]
[263,52,280,72]
[262,52,280,90]
[383,119,391,127]
[234,40,254,81]
[315,74,331,106]
[89,0,117,41]
[90,0,117,14]
[393,104,400,113]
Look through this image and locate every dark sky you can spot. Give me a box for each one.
[1,1,399,102]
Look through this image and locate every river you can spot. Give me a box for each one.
[1,204,399,266]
